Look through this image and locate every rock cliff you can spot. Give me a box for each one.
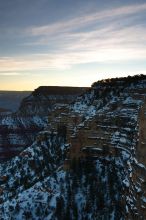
[0,86,87,161]
[0,75,146,219]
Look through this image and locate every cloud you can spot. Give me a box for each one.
[0,72,21,76]
[27,3,146,36]
[0,41,146,73]
[0,3,146,72]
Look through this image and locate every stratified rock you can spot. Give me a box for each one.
[0,86,87,161]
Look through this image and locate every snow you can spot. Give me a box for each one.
[1,76,146,219]
[120,137,127,144]
[142,197,146,203]
[123,179,130,187]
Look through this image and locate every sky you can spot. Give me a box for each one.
[0,0,146,90]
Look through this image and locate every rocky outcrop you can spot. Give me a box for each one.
[1,75,146,219]
[0,86,87,161]
[18,86,87,115]
[38,74,146,219]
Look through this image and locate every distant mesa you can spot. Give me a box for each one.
[0,85,88,161]
[33,86,89,96]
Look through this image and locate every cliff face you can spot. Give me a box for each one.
[137,102,146,166]
[0,86,87,161]
[1,75,146,219]
[18,86,87,115]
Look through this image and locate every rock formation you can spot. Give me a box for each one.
[0,86,87,161]
[0,75,146,219]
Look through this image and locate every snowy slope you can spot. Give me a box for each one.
[0,86,86,161]
[1,75,146,219]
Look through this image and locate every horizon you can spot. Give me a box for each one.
[0,0,146,90]
[0,73,145,91]
[0,74,146,92]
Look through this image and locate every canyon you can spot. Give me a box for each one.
[0,75,146,219]
[0,86,87,161]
